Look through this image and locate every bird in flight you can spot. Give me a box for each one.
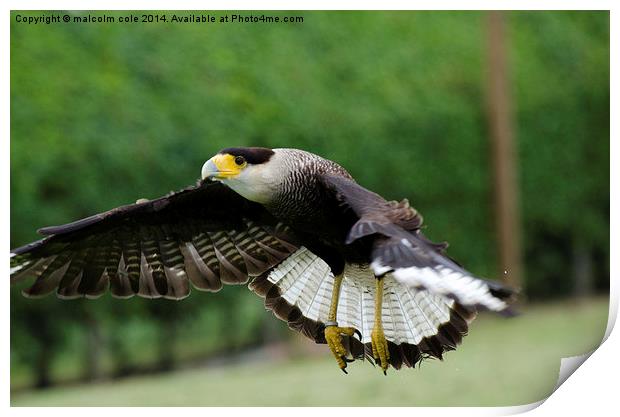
[10,147,515,374]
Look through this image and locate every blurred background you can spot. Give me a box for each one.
[10,11,609,406]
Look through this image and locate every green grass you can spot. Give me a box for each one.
[11,297,609,406]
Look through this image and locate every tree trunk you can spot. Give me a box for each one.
[573,239,594,298]
[109,333,133,378]
[82,317,104,381]
[156,322,176,372]
[486,11,524,292]
[34,348,52,389]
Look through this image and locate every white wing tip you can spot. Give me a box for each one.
[371,260,392,276]
[392,265,509,312]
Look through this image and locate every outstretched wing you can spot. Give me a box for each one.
[10,181,299,300]
[320,174,516,314]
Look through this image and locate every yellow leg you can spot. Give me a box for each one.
[371,276,390,374]
[324,273,361,374]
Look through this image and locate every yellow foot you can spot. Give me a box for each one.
[324,325,362,374]
[371,327,390,375]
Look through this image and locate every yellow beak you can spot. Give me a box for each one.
[201,154,242,180]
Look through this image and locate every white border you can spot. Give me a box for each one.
[3,1,616,416]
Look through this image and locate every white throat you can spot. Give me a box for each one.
[219,149,290,205]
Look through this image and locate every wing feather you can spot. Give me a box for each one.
[22,255,68,297]
[141,237,168,296]
[180,242,221,292]
[11,181,300,299]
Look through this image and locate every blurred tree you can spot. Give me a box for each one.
[10,291,72,388]
[146,301,182,372]
[486,11,524,290]
[79,308,104,382]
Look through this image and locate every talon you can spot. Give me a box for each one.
[371,326,390,374]
[325,325,361,372]
[341,368,348,375]
[354,329,362,341]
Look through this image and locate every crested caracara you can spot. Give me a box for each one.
[11,147,516,374]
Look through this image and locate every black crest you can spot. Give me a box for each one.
[219,147,275,165]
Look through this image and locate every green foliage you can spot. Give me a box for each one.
[10,11,609,388]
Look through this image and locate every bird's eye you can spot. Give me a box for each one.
[234,156,246,166]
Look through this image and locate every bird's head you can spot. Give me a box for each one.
[202,147,281,204]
